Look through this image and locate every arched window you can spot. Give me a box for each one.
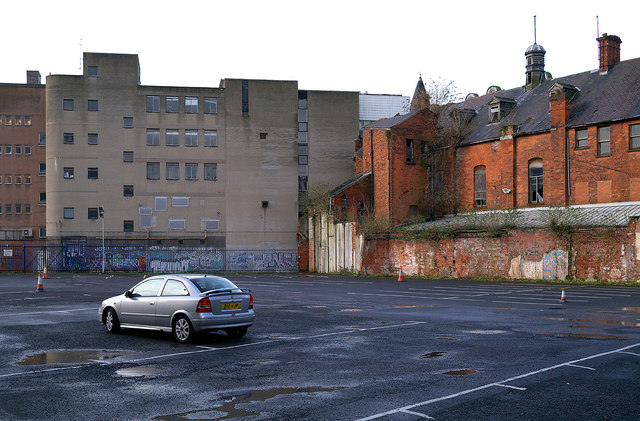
[529,159,543,204]
[474,166,486,207]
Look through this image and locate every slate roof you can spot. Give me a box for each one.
[441,57,640,145]
[330,172,371,197]
[408,201,640,231]
[364,109,420,129]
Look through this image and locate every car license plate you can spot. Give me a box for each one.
[222,303,241,311]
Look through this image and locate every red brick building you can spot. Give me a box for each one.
[333,33,640,225]
[0,72,46,240]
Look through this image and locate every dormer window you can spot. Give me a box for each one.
[488,97,515,124]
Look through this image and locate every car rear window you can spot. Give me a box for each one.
[191,277,240,293]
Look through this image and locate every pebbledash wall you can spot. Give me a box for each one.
[360,222,640,282]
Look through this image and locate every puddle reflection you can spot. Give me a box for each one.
[444,370,476,375]
[17,350,131,366]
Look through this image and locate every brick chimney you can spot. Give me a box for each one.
[597,33,622,73]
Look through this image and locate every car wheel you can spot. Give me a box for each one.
[225,326,248,339]
[173,315,193,343]
[105,308,120,333]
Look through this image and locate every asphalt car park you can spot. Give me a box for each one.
[1,273,639,420]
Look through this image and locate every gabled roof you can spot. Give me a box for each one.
[364,109,421,129]
[441,57,640,145]
[330,172,372,197]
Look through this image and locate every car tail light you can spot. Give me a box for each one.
[249,295,254,310]
[196,297,211,313]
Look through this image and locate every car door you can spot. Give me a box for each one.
[120,277,166,326]
[155,279,191,329]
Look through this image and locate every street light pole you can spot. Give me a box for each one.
[99,206,105,273]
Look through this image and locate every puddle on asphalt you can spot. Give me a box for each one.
[235,360,275,368]
[116,365,165,377]
[421,352,446,359]
[392,305,439,309]
[545,317,640,327]
[438,335,456,341]
[16,350,132,366]
[444,370,476,376]
[622,307,640,313]
[340,309,364,312]
[155,386,344,420]
[464,330,506,335]
[539,332,636,339]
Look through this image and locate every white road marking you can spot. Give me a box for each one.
[618,351,640,357]
[400,409,434,418]
[355,342,640,421]
[4,307,96,316]
[566,363,595,370]
[495,383,527,391]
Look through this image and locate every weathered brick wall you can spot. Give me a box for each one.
[361,223,639,282]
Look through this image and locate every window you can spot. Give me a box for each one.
[5,204,11,214]
[409,205,418,217]
[406,139,414,163]
[63,167,74,179]
[5,145,12,154]
[25,175,31,184]
[25,145,31,155]
[88,100,98,111]
[202,219,219,231]
[166,129,179,146]
[5,176,11,184]
[204,97,217,114]
[166,96,179,113]
[298,132,308,144]
[63,207,74,219]
[88,168,98,179]
[630,124,640,150]
[166,163,179,180]
[88,208,99,219]
[15,145,22,155]
[576,129,588,149]
[38,133,46,146]
[298,176,308,192]
[131,278,166,297]
[298,155,308,165]
[242,80,249,116]
[169,218,186,230]
[0,175,2,184]
[185,163,198,180]
[172,197,189,207]
[204,163,217,181]
[87,66,98,77]
[162,280,189,296]
[63,133,74,144]
[147,162,160,180]
[39,192,46,205]
[155,196,168,211]
[88,133,98,145]
[528,159,543,204]
[298,122,307,131]
[39,227,46,238]
[39,163,46,175]
[123,117,133,128]
[185,130,198,146]
[474,166,487,207]
[24,116,32,126]
[139,207,152,228]
[0,204,2,214]
[146,95,160,113]
[185,97,198,114]
[63,99,74,111]
[341,195,347,211]
[123,151,134,162]
[489,104,500,123]
[123,185,134,197]
[15,116,22,126]
[25,204,31,214]
[598,126,611,156]
[204,130,217,147]
[4,115,12,125]
[146,129,160,146]
[123,220,134,232]
[15,176,22,185]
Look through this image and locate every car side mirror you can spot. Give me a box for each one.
[125,290,133,298]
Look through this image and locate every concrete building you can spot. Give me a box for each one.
[45,53,359,248]
[358,93,410,134]
[0,72,46,240]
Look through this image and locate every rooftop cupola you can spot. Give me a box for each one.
[525,16,546,90]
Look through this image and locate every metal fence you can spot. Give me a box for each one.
[0,243,298,273]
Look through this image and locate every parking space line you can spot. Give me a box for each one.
[4,307,96,316]
[566,363,595,370]
[356,342,640,421]
[495,383,527,391]
[400,409,434,419]
[618,351,640,357]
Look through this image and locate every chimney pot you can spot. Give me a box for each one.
[597,34,622,73]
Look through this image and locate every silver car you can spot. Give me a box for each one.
[99,274,254,343]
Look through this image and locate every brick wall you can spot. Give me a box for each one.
[361,222,639,282]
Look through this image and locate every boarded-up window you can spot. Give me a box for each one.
[172,197,189,207]
[139,207,152,228]
[155,197,167,211]
[169,218,186,230]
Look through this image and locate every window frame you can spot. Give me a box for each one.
[166,96,179,113]
[474,165,487,208]
[88,207,99,219]
[185,129,198,147]
[63,207,75,219]
[204,163,217,181]
[63,133,74,144]
[146,95,160,113]
[146,129,160,146]
[123,220,134,232]
[146,162,160,180]
[88,99,99,111]
[204,130,217,147]
[166,163,179,180]
[123,185,134,197]
[185,96,198,114]
[63,167,75,179]
[204,97,217,114]
[185,163,198,180]
[123,151,134,162]
[87,167,99,180]
[63,99,74,111]
[166,129,179,146]
[597,126,611,156]
[528,159,543,204]
[88,133,98,145]
[630,124,640,151]
[575,128,588,149]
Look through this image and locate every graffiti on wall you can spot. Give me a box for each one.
[509,249,567,280]
[147,249,225,273]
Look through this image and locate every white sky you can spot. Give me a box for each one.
[2,0,639,99]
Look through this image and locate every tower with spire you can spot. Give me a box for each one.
[525,16,546,90]
[410,75,430,111]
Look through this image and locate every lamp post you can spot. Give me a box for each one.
[99,206,105,273]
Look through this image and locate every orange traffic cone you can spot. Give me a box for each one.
[397,266,405,282]
[560,288,567,303]
[42,265,48,279]
[36,273,44,292]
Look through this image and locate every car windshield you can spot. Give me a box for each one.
[191,277,240,293]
